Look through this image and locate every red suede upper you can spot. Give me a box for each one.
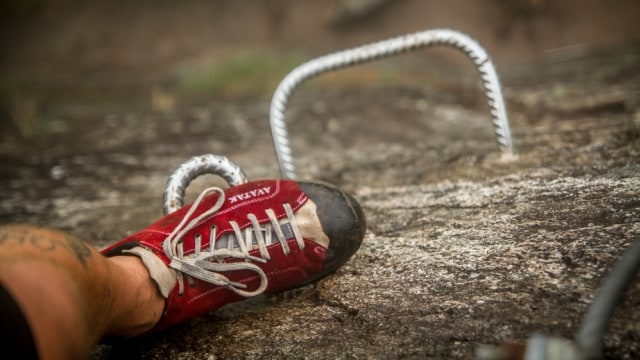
[101,179,327,332]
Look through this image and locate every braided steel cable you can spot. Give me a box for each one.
[163,154,248,215]
[270,28,515,179]
[576,238,640,359]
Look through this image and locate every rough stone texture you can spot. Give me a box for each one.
[1,44,639,359]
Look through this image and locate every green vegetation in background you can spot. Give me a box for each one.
[174,50,467,102]
[176,51,309,100]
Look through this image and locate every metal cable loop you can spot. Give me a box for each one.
[163,154,248,215]
[269,28,515,179]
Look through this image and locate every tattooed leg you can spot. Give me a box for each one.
[0,224,94,266]
[0,224,164,360]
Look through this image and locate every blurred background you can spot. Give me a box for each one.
[1,3,639,358]
[1,0,639,138]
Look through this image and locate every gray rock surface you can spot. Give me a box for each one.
[1,44,639,359]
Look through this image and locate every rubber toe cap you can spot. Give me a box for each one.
[298,181,366,280]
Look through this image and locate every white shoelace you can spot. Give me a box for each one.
[162,187,306,297]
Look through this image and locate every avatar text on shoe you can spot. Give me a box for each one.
[101,179,366,332]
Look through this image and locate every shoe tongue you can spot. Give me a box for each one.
[124,247,177,298]
[215,223,296,250]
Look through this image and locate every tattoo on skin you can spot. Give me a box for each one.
[0,227,93,267]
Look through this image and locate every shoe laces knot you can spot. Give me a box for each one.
[162,187,305,297]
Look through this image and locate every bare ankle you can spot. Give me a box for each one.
[105,256,165,337]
